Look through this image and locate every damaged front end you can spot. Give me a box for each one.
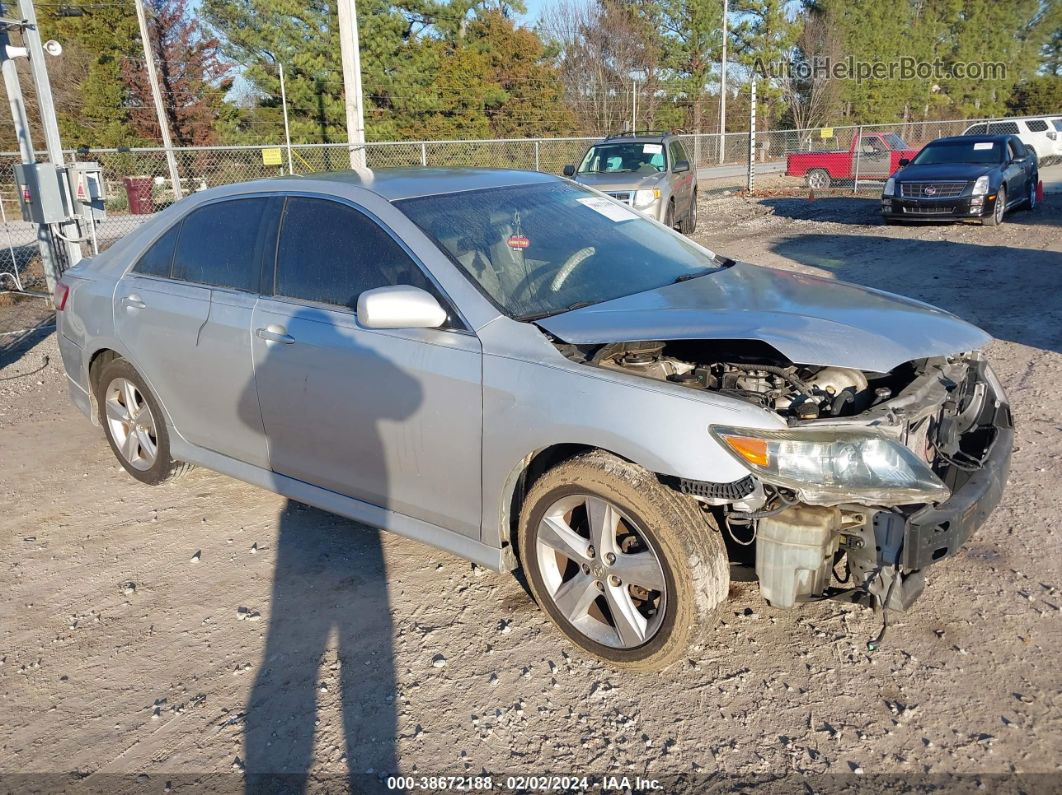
[556,338,1013,613]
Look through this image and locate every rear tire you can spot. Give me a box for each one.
[97,358,192,485]
[1024,177,1038,211]
[806,169,831,190]
[517,451,729,671]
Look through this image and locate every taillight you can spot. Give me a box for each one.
[53,280,69,311]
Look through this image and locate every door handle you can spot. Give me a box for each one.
[122,293,146,310]
[255,325,295,345]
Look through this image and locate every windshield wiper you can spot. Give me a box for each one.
[519,300,597,322]
[673,268,714,284]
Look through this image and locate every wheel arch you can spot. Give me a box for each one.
[499,443,649,561]
[85,344,179,435]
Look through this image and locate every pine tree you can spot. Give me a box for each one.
[37,5,141,147]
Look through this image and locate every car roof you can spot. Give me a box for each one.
[935,134,1013,144]
[275,167,559,201]
[600,132,674,144]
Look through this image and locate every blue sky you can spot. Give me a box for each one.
[516,0,546,25]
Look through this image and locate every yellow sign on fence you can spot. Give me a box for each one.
[819,127,834,139]
[261,147,283,166]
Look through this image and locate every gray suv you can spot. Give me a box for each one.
[563,132,698,233]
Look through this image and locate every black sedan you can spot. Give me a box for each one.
[881,134,1039,227]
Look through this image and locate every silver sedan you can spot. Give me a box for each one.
[55,169,1012,669]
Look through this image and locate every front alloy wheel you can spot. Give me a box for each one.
[984,185,1006,226]
[519,451,729,670]
[535,493,667,648]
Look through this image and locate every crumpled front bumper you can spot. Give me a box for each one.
[903,423,1012,571]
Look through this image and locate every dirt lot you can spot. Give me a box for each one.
[1,195,1060,791]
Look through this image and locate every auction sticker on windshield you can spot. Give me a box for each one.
[578,196,640,222]
[973,142,993,150]
[643,143,663,154]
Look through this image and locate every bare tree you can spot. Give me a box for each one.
[778,10,842,143]
[540,0,662,135]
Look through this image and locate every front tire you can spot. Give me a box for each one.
[664,200,676,229]
[97,358,191,485]
[681,190,698,234]
[518,451,729,671]
[984,185,1006,226]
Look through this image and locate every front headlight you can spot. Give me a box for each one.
[883,178,895,197]
[972,176,989,196]
[710,425,950,505]
[633,188,661,209]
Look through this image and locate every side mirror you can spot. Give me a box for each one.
[673,159,690,173]
[357,285,447,330]
[898,158,910,167]
[563,164,576,177]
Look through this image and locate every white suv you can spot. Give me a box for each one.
[963,117,1061,161]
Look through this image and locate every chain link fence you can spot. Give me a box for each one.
[0,114,1036,293]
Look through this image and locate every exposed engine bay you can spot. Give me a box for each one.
[553,337,1012,625]
[558,338,902,420]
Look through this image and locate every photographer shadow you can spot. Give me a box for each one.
[240,305,423,793]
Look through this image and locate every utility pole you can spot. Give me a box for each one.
[19,0,80,272]
[0,3,61,292]
[337,0,367,173]
[747,78,755,193]
[631,77,637,132]
[278,61,293,175]
[718,0,727,164]
[133,0,182,200]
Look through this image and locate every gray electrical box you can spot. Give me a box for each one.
[66,161,106,221]
[14,162,69,224]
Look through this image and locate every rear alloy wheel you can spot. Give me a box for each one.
[984,185,1006,226]
[1026,178,1038,211]
[97,358,192,485]
[518,451,729,670]
[807,169,831,190]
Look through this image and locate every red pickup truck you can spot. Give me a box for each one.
[786,132,920,189]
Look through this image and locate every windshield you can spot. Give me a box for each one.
[884,133,909,150]
[1053,119,1062,132]
[912,141,1003,165]
[577,142,666,174]
[395,182,723,321]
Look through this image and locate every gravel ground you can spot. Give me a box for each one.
[0,195,1060,792]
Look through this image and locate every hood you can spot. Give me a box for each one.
[537,262,991,373]
[574,172,666,193]
[895,162,996,181]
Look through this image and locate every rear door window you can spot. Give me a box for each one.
[272,197,435,310]
[171,198,270,292]
[133,223,180,278]
[987,122,1019,135]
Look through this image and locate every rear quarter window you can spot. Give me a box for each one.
[132,223,180,278]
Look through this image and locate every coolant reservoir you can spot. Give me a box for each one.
[755,505,840,608]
